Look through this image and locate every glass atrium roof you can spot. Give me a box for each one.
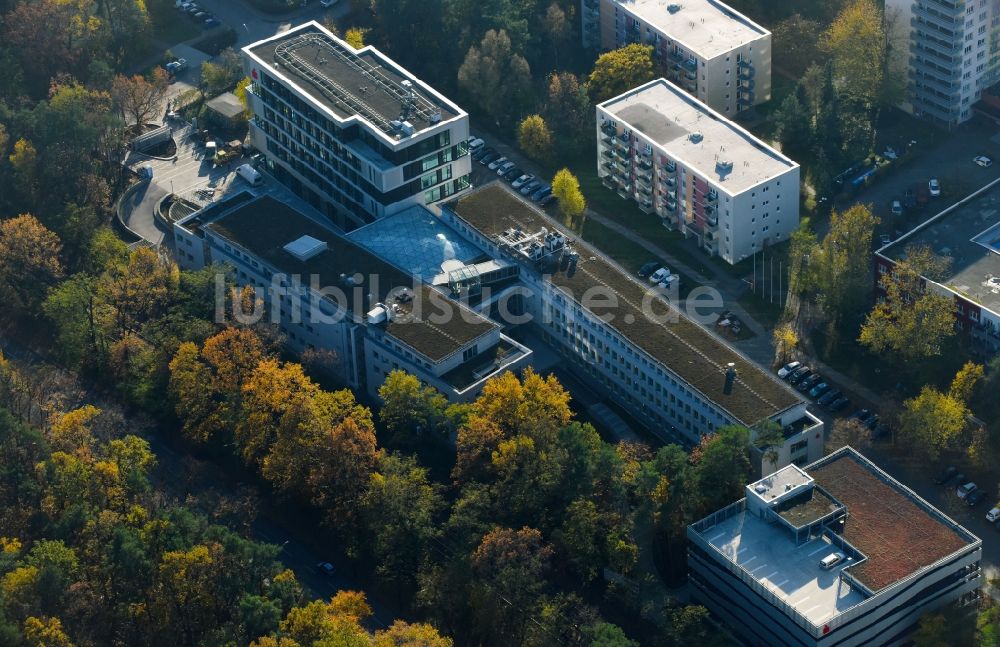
[347,205,484,282]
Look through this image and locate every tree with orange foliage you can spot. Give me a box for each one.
[0,214,63,313]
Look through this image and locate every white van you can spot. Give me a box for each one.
[820,552,846,570]
[236,163,263,187]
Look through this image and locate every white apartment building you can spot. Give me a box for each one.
[172,191,531,403]
[597,79,800,265]
[582,0,771,114]
[441,184,823,471]
[242,21,472,231]
[689,449,981,646]
[887,0,1000,127]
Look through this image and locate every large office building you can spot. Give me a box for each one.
[582,0,771,114]
[241,22,472,231]
[875,181,1000,359]
[172,191,531,403]
[441,184,822,470]
[596,79,800,264]
[887,0,1000,127]
[689,447,981,646]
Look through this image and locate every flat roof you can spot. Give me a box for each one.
[600,79,797,193]
[809,450,974,592]
[611,0,769,59]
[446,184,802,426]
[246,22,460,139]
[200,194,496,362]
[692,448,978,628]
[705,508,866,626]
[879,185,1000,316]
[748,464,812,504]
[347,205,485,283]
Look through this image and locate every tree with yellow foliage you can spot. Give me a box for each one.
[551,169,585,220]
[585,44,655,103]
[517,115,553,161]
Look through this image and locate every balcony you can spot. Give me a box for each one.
[639,199,655,214]
[638,184,652,198]
[601,176,618,190]
[737,69,754,81]
[684,79,697,92]
[636,170,652,184]
[638,159,652,171]
[659,176,676,189]
[670,50,684,62]
[601,134,615,147]
[617,185,633,200]
[601,121,617,137]
[601,149,615,161]
[737,59,752,69]
[602,161,615,172]
[683,58,698,71]
[614,158,630,172]
[704,191,718,204]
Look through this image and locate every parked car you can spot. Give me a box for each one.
[638,261,661,278]
[817,389,842,406]
[934,466,957,485]
[496,161,516,176]
[520,179,542,195]
[986,506,1000,523]
[320,0,338,6]
[852,409,874,423]
[205,17,221,27]
[502,166,522,181]
[809,382,830,399]
[928,177,941,197]
[777,361,801,379]
[649,268,672,284]
[974,155,993,168]
[957,481,977,499]
[829,396,850,412]
[316,562,335,576]
[788,366,812,385]
[512,174,535,189]
[467,137,485,152]
[472,146,493,161]
[819,552,846,570]
[538,194,556,207]
[797,374,822,393]
[967,490,988,507]
[890,200,903,216]
[530,185,552,201]
[479,151,500,166]
[486,156,507,170]
[165,59,188,74]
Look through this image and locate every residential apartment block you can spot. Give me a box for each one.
[875,181,1000,359]
[441,184,823,471]
[582,0,771,114]
[172,191,531,403]
[596,79,800,264]
[241,21,472,231]
[887,0,1000,127]
[689,448,981,646]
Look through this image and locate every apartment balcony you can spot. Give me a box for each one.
[910,56,962,82]
[659,175,676,190]
[910,14,956,40]
[670,50,684,62]
[684,79,697,92]
[739,89,755,102]
[637,158,653,171]
[737,59,752,69]
[913,35,961,59]
[683,58,698,71]
[912,3,961,27]
[601,121,617,137]
[662,199,677,212]
[737,69,754,81]
[601,161,616,173]
[639,199,655,214]
[637,183,652,197]
[704,190,718,204]
[601,149,615,161]
[601,175,618,190]
[663,161,677,173]
[614,158,630,172]
[617,185,633,199]
[636,170,652,184]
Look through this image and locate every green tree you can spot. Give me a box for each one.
[586,622,639,647]
[774,88,812,159]
[691,426,751,515]
[859,253,956,360]
[898,386,968,462]
[551,168,585,219]
[378,370,451,447]
[457,30,531,125]
[586,44,655,103]
[911,612,949,647]
[811,204,879,321]
[361,453,444,594]
[517,115,553,161]
[949,361,984,403]
[544,72,591,153]
[0,214,64,315]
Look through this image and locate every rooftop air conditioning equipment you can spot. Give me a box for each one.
[717,160,734,174]
[400,121,415,136]
[667,3,681,13]
[367,304,388,325]
[689,132,704,144]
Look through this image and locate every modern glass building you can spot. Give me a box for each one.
[242,22,472,231]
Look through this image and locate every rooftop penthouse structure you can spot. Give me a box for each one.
[689,448,981,646]
[242,22,471,231]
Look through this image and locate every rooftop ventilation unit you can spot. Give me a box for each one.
[283,235,327,261]
[400,121,415,136]
[667,3,681,13]
[716,159,733,174]
[723,362,736,395]
[689,131,704,144]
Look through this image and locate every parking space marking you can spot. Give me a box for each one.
[807,544,829,557]
[741,555,757,566]
[750,563,768,574]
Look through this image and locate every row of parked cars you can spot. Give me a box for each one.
[469,138,556,206]
[777,361,890,439]
[176,1,221,28]
[935,467,993,513]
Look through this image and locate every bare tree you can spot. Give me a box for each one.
[827,418,872,453]
[111,69,169,127]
